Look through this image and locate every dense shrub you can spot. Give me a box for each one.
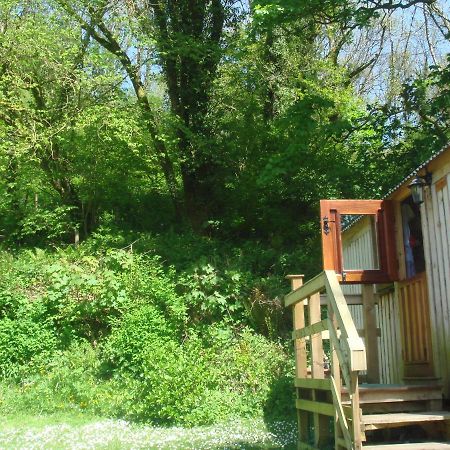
[0,341,113,415]
[103,322,292,425]
[0,315,57,379]
[103,303,177,374]
[0,237,296,426]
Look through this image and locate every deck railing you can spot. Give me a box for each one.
[285,270,367,450]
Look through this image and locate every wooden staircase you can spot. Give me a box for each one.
[344,384,450,449]
[285,271,450,450]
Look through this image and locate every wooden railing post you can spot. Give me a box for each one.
[325,271,366,450]
[362,284,380,383]
[287,275,307,378]
[350,372,362,450]
[285,271,366,450]
[286,275,309,443]
[309,292,331,447]
[328,307,343,450]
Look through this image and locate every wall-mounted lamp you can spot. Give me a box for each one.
[408,170,432,205]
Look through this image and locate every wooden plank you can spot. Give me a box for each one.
[320,200,341,272]
[444,175,450,396]
[330,376,353,450]
[386,292,393,383]
[387,291,396,382]
[394,199,407,281]
[363,444,450,450]
[431,181,450,390]
[382,199,399,281]
[292,319,328,340]
[291,276,308,378]
[321,199,385,215]
[438,177,450,394]
[309,292,330,448]
[392,289,404,382]
[329,308,342,450]
[328,319,351,388]
[420,277,432,363]
[335,270,392,284]
[358,328,380,338]
[362,411,450,431]
[350,372,362,449]
[296,399,334,417]
[381,293,390,383]
[288,275,309,442]
[378,294,388,383]
[325,271,367,372]
[435,175,448,192]
[298,324,370,341]
[400,273,434,376]
[362,284,379,383]
[295,378,331,390]
[285,272,325,308]
[310,294,325,380]
[423,185,444,384]
[320,294,363,305]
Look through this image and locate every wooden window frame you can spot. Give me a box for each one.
[320,199,398,284]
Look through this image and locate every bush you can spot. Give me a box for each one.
[0,240,297,426]
[126,336,221,425]
[103,303,177,374]
[0,315,57,379]
[0,341,103,415]
[103,321,292,425]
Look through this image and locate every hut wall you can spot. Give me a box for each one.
[342,217,402,384]
[421,160,450,396]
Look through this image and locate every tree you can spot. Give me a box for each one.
[56,0,243,229]
[0,0,145,241]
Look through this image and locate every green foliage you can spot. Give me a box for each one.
[0,243,294,426]
[104,327,291,426]
[181,263,249,325]
[1,341,104,415]
[14,206,76,244]
[42,257,128,344]
[0,315,57,379]
[0,0,448,433]
[103,303,177,374]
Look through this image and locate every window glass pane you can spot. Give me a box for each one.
[401,196,425,278]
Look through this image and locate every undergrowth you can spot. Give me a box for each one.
[0,231,298,426]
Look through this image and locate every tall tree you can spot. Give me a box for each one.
[57,0,240,229]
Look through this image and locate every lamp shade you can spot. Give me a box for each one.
[408,176,425,204]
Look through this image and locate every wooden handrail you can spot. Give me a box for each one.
[324,270,366,372]
[284,271,325,307]
[285,270,366,450]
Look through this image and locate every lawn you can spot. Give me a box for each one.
[0,414,297,449]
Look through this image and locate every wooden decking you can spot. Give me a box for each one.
[363,444,450,449]
[285,271,450,450]
[362,411,450,430]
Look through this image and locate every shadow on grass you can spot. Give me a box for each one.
[262,374,298,449]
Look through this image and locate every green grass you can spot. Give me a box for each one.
[0,413,297,449]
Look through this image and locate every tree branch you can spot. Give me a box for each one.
[361,0,436,12]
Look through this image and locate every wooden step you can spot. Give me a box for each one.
[363,411,450,431]
[343,384,443,404]
[363,443,450,449]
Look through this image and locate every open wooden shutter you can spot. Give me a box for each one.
[320,199,397,284]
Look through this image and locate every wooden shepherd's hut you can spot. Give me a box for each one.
[285,144,450,449]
